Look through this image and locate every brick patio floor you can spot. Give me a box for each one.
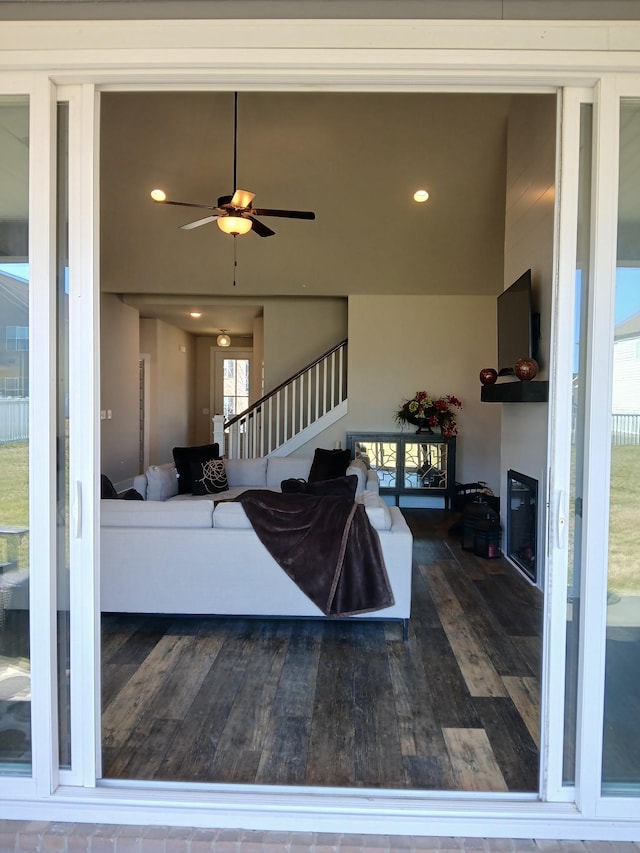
[0,823,639,853]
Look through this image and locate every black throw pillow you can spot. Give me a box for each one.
[100,474,118,499]
[172,443,220,494]
[120,488,144,501]
[308,447,352,482]
[190,458,229,495]
[281,474,358,500]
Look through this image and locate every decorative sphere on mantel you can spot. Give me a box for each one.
[479,367,498,385]
[514,358,538,381]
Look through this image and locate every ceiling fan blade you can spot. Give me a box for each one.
[179,215,218,230]
[251,208,315,220]
[158,198,219,211]
[246,216,275,238]
[231,189,255,209]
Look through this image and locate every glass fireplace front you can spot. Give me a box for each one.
[507,470,538,583]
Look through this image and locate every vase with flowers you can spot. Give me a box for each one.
[395,391,462,438]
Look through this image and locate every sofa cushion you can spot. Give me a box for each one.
[356,490,393,530]
[101,498,215,528]
[212,501,253,529]
[280,474,358,500]
[308,447,351,482]
[265,456,312,489]
[191,458,229,495]
[146,463,179,501]
[172,443,219,494]
[225,457,268,487]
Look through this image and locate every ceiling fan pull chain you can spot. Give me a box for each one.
[233,234,237,287]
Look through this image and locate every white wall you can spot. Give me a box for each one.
[501,94,556,583]
[297,294,502,491]
[252,314,264,404]
[100,294,141,488]
[262,297,348,391]
[140,317,196,464]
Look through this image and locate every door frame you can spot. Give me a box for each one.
[210,346,253,428]
[2,16,640,837]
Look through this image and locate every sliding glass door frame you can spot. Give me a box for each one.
[582,74,640,821]
[0,73,59,801]
[547,73,640,821]
[1,17,640,835]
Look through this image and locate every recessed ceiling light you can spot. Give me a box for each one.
[189,311,202,318]
[413,189,430,203]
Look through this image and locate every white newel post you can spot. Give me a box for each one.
[213,414,225,457]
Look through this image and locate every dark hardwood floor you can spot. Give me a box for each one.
[101,509,543,791]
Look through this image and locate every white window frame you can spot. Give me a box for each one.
[0,17,639,839]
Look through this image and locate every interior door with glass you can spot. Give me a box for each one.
[212,349,253,422]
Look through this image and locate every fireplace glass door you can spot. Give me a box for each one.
[507,470,538,583]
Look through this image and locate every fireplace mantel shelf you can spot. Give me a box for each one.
[481,380,549,403]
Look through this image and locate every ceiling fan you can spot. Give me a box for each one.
[150,93,316,238]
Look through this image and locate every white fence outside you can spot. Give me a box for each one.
[0,398,29,443]
[612,412,640,445]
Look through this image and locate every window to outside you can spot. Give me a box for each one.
[223,358,249,419]
[602,99,640,793]
[0,95,31,776]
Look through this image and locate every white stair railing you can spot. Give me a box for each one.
[215,339,347,459]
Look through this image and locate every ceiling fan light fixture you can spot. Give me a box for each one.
[150,188,167,202]
[413,189,429,203]
[217,330,231,347]
[217,215,252,236]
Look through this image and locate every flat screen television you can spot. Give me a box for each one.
[497,269,538,376]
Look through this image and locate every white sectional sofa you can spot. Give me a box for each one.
[101,455,413,633]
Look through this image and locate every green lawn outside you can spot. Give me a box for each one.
[0,440,29,527]
[608,443,640,593]
[0,440,29,568]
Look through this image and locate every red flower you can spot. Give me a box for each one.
[395,391,462,436]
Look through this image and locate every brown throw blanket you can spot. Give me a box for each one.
[237,490,394,617]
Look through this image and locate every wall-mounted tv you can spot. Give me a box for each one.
[497,269,539,376]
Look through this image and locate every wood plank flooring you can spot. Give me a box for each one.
[101,508,543,791]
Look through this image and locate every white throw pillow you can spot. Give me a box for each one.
[146,463,179,501]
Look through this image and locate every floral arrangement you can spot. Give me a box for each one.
[395,390,462,438]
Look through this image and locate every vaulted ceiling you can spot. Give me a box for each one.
[100,91,519,334]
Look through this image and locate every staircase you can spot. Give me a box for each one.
[214,339,347,459]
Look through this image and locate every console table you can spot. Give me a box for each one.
[346,432,456,508]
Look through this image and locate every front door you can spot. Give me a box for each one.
[212,348,253,422]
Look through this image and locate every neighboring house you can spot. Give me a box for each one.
[0,2,640,845]
[0,270,28,398]
[613,310,640,413]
